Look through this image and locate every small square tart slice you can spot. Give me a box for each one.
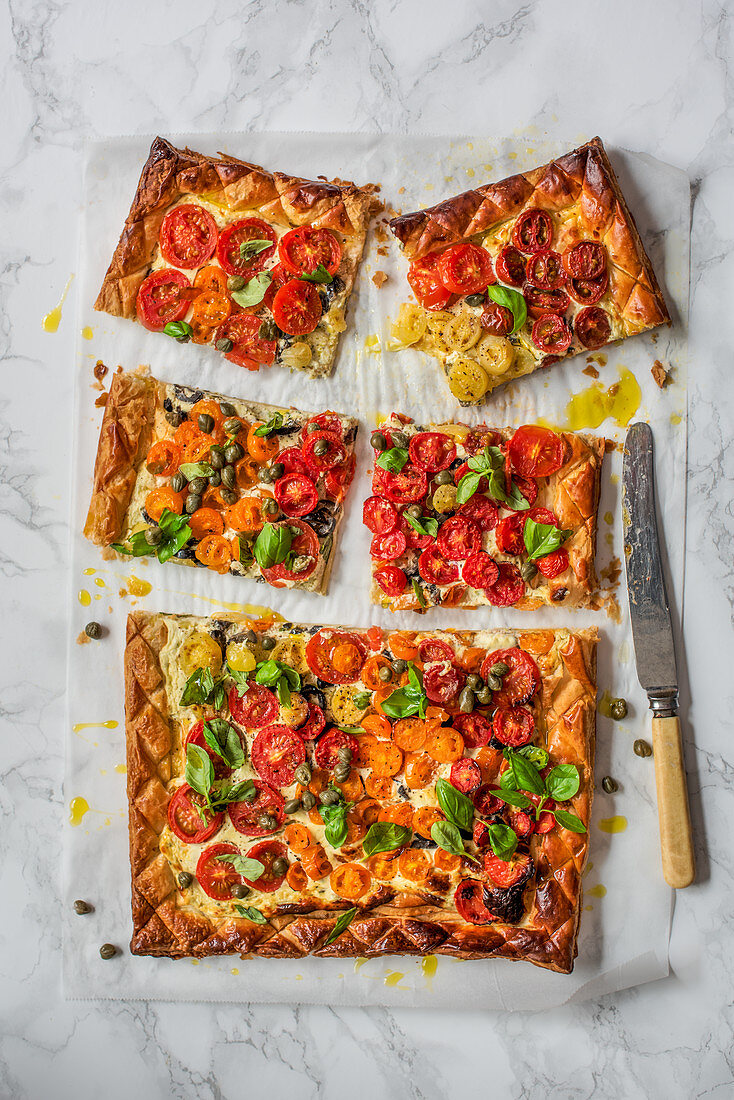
[95,137,382,379]
[124,612,597,973]
[388,136,669,405]
[365,413,605,611]
[84,369,358,594]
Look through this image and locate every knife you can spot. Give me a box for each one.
[622,422,694,888]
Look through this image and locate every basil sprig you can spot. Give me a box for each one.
[486,285,527,333]
[324,907,357,945]
[163,320,193,342]
[362,821,412,857]
[184,744,255,816]
[494,749,586,833]
[217,853,265,881]
[381,663,428,720]
[376,447,409,474]
[430,820,479,864]
[179,461,214,480]
[255,659,300,706]
[455,446,530,511]
[235,904,267,924]
[230,272,271,309]
[403,513,439,539]
[319,794,354,848]
[301,263,333,284]
[179,666,228,709]
[254,412,284,438]
[201,718,246,769]
[523,518,572,562]
[112,508,192,565]
[238,238,273,261]
[435,778,474,831]
[411,579,427,608]
[253,523,293,569]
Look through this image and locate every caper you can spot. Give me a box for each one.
[221,465,237,489]
[227,275,246,292]
[99,944,117,960]
[610,698,628,721]
[209,447,226,470]
[634,739,652,758]
[219,402,236,417]
[406,504,423,520]
[371,432,387,452]
[459,686,475,713]
[243,629,257,643]
[178,871,193,889]
[489,661,510,678]
[295,763,312,786]
[84,621,102,640]
[334,764,350,783]
[258,319,278,341]
[73,899,93,914]
[259,466,274,484]
[391,431,408,448]
[264,499,279,516]
[520,561,538,582]
[320,788,339,806]
[145,526,164,546]
[467,674,484,692]
[313,439,329,458]
[168,469,185,493]
[225,442,244,464]
[220,489,238,506]
[258,813,277,830]
[391,658,407,675]
[191,477,208,496]
[223,417,241,437]
[166,410,183,428]
[284,798,302,815]
[198,413,215,434]
[261,636,276,650]
[601,776,618,794]
[231,883,250,899]
[476,687,494,705]
[289,525,301,537]
[378,665,393,683]
[434,469,453,485]
[215,337,234,353]
[185,493,202,514]
[302,791,317,811]
[337,745,352,764]
[270,462,285,480]
[272,857,289,876]
[486,674,502,693]
[291,555,312,573]
[208,471,221,487]
[465,292,486,306]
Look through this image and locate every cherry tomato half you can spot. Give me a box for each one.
[575,306,611,350]
[363,495,399,535]
[302,431,347,473]
[272,279,322,336]
[484,562,525,607]
[418,545,460,587]
[228,683,279,730]
[483,851,533,889]
[531,313,573,355]
[408,432,457,472]
[457,495,498,528]
[196,842,244,900]
[525,249,566,291]
[536,547,570,578]
[243,839,289,892]
[508,425,566,478]
[512,208,553,254]
[159,204,218,269]
[168,785,222,844]
[523,285,570,319]
[568,269,608,305]
[480,303,513,336]
[216,217,277,277]
[454,879,497,924]
[495,244,527,286]
[449,757,482,794]
[136,269,190,331]
[251,725,306,788]
[216,313,277,370]
[437,243,494,296]
[423,663,464,704]
[278,227,342,276]
[481,647,540,705]
[314,728,360,770]
[407,253,453,311]
[562,241,607,281]
[377,465,428,505]
[461,551,500,590]
[492,705,534,747]
[437,516,482,561]
[274,473,319,518]
[375,565,407,596]
[452,712,492,749]
[305,629,368,685]
[260,519,320,588]
[371,529,407,560]
[228,780,285,837]
[495,513,525,555]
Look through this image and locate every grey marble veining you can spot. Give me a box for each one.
[1,0,733,1097]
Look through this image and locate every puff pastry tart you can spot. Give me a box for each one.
[95,137,381,378]
[125,611,596,973]
[84,370,358,593]
[388,137,669,404]
[366,413,604,611]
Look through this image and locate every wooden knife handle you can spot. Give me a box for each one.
[651,715,695,888]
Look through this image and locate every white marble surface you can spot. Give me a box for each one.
[1,0,733,1096]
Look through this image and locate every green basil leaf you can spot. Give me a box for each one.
[217,853,265,880]
[179,462,214,480]
[228,668,251,696]
[488,787,532,810]
[362,821,412,858]
[324,812,349,848]
[411,579,427,608]
[499,768,519,791]
[235,904,267,924]
[435,778,474,831]
[238,238,273,261]
[486,285,527,334]
[546,764,581,802]
[403,513,439,539]
[110,539,153,559]
[253,523,293,569]
[380,687,422,720]
[376,447,409,474]
[208,778,256,812]
[202,718,246,769]
[507,749,547,796]
[352,690,372,709]
[455,470,482,505]
[163,320,193,340]
[516,745,550,769]
[184,744,213,799]
[276,677,291,707]
[301,263,334,284]
[551,808,587,834]
[231,272,271,309]
[430,820,467,858]
[523,518,572,562]
[503,480,532,512]
[254,412,283,438]
[323,906,357,945]
[254,659,282,686]
[180,666,215,707]
[407,663,423,693]
[488,822,519,860]
[158,520,192,564]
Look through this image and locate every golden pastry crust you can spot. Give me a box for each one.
[125,612,597,973]
[95,137,382,377]
[84,369,357,595]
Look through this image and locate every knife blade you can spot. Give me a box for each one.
[622,421,694,888]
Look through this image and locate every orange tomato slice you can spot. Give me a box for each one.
[518,630,555,655]
[227,496,266,534]
[235,456,261,489]
[379,802,413,829]
[145,486,184,521]
[403,752,436,790]
[247,422,280,462]
[190,291,231,344]
[398,848,430,883]
[194,265,230,295]
[360,713,392,740]
[330,862,372,900]
[188,507,225,540]
[393,718,426,752]
[283,823,314,854]
[361,655,394,691]
[190,399,224,431]
[369,742,404,777]
[286,861,309,891]
[194,534,233,574]
[388,631,419,662]
[351,797,382,826]
[364,773,393,800]
[331,642,362,678]
[365,853,399,881]
[434,849,462,873]
[423,726,465,763]
[145,439,181,477]
[413,806,444,839]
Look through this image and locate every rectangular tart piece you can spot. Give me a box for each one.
[125,611,596,973]
[366,414,605,611]
[95,137,381,379]
[84,370,358,594]
[388,136,669,404]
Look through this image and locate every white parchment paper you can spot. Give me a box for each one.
[63,132,688,1009]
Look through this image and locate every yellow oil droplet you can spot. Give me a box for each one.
[384,970,406,987]
[421,955,438,986]
[671,412,682,425]
[78,589,91,607]
[364,334,381,353]
[82,326,94,340]
[588,884,607,898]
[72,720,118,733]
[605,532,613,546]
[42,275,74,332]
[562,368,641,430]
[83,567,96,576]
[69,797,90,826]
[604,511,614,525]
[231,967,239,975]
[114,763,127,774]
[583,861,594,876]
[466,166,475,178]
[584,904,593,911]
[354,957,369,973]
[610,472,619,486]
[127,575,152,597]
[598,690,613,717]
[294,974,304,980]
[191,959,200,966]
[95,577,105,588]
[599,816,628,834]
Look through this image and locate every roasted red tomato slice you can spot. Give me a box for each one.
[363,495,399,535]
[408,431,457,472]
[531,313,573,355]
[402,514,434,550]
[159,205,218,269]
[228,683,279,730]
[216,313,277,370]
[437,243,494,295]
[508,425,566,478]
[251,725,306,788]
[484,562,525,607]
[437,516,482,561]
[535,809,556,834]
[371,529,407,561]
[449,757,482,794]
[136,269,190,331]
[407,253,453,311]
[418,545,460,587]
[492,705,534,747]
[525,249,566,291]
[536,547,570,578]
[305,629,368,684]
[473,820,491,848]
[423,663,464,704]
[513,475,539,509]
[457,495,499,528]
[495,513,525,555]
[482,646,541,705]
[562,241,607,281]
[510,810,533,837]
[314,727,360,770]
[462,551,500,590]
[483,850,533,889]
[575,306,611,350]
[243,839,289,892]
[274,473,319,518]
[472,784,503,817]
[278,227,342,276]
[263,261,292,310]
[568,269,608,305]
[512,208,553,253]
[415,640,452,667]
[452,712,492,749]
[299,699,327,740]
[325,455,355,501]
[216,217,277,277]
[228,780,285,837]
[272,279,322,336]
[185,719,233,779]
[454,878,497,924]
[168,784,223,844]
[277,446,312,479]
[523,285,570,319]
[196,842,244,900]
[379,465,428,505]
[495,244,527,287]
[261,519,319,587]
[375,565,408,596]
[480,303,513,336]
[302,430,347,473]
[302,412,344,441]
[527,505,559,527]
[463,429,502,456]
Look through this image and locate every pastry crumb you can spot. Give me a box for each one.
[600,556,622,587]
[95,392,108,407]
[93,360,108,381]
[582,365,599,379]
[651,360,671,388]
[76,631,91,646]
[398,187,405,194]
[372,271,388,289]
[374,224,388,242]
[377,245,388,257]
